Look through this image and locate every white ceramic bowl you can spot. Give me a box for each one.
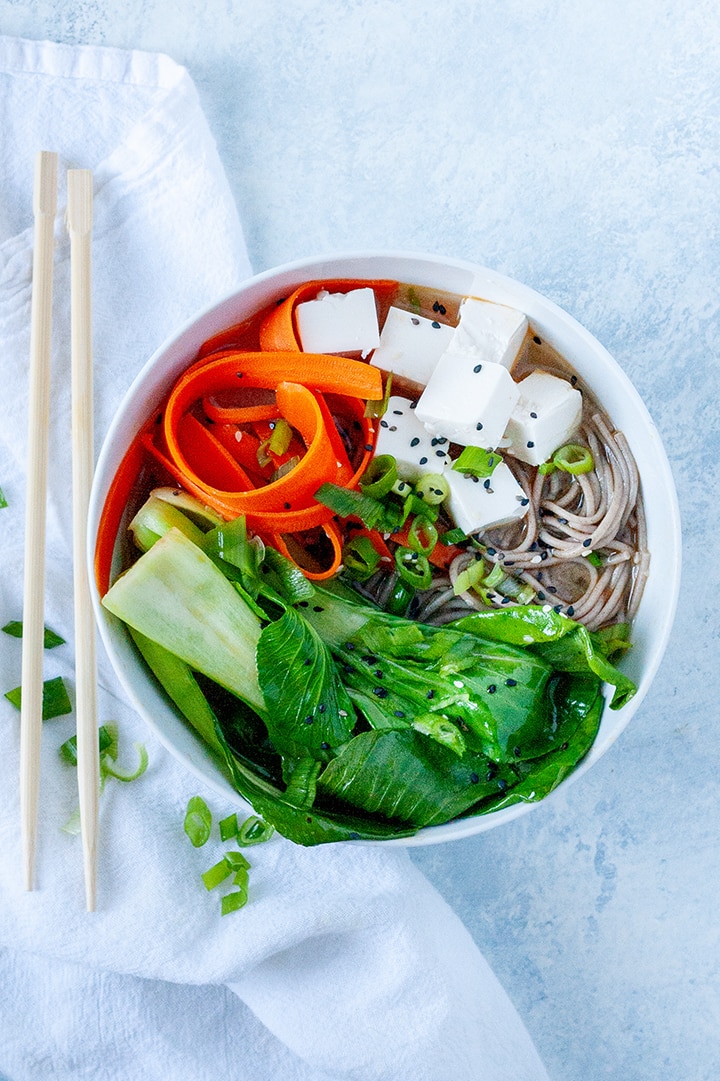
[88,252,682,845]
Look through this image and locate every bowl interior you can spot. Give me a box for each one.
[88,252,682,845]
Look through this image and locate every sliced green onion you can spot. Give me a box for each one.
[359,454,398,499]
[219,812,239,841]
[271,455,301,482]
[407,516,438,556]
[552,443,594,474]
[342,535,381,581]
[2,620,65,648]
[452,556,487,596]
[0,486,7,508]
[314,482,402,532]
[268,417,293,456]
[236,814,274,846]
[394,546,432,590]
[224,851,251,871]
[59,725,115,766]
[184,795,213,848]
[584,550,603,567]
[201,857,234,891]
[232,865,250,890]
[221,887,249,915]
[537,460,556,475]
[440,527,467,546]
[384,578,415,616]
[402,492,439,523]
[451,446,502,478]
[414,473,450,505]
[101,743,149,783]
[483,561,505,590]
[4,675,72,720]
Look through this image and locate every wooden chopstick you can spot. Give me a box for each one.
[20,150,58,892]
[67,169,99,912]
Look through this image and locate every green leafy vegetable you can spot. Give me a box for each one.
[101,501,637,846]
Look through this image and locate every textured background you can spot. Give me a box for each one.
[1,2,718,1078]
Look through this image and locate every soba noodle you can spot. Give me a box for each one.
[357,405,650,634]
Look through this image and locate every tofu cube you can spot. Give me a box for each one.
[295,288,380,358]
[370,306,454,384]
[444,461,529,535]
[504,371,583,466]
[414,355,520,450]
[447,297,528,371]
[374,396,450,482]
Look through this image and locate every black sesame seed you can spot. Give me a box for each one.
[426,690,435,700]
[567,606,575,616]
[476,422,484,430]
[487,684,497,694]
[432,301,440,312]
[299,600,309,607]
[533,335,542,345]
[469,772,480,784]
[389,425,397,432]
[410,437,420,447]
[304,658,312,666]
[435,450,446,457]
[432,320,441,329]
[313,605,324,612]
[345,642,355,650]
[520,497,530,506]
[513,746,522,757]
[364,443,373,452]
[473,363,482,373]
[235,372,244,379]
[419,456,428,465]
[373,687,388,698]
[583,538,592,548]
[392,409,403,415]
[409,400,417,409]
[411,316,420,325]
[483,479,491,490]
[472,475,480,483]
[530,411,538,419]
[506,678,517,687]
[548,586,557,594]
[284,501,291,509]
[318,703,327,713]
[374,669,384,678]
[363,655,379,665]
[380,419,389,428]
[538,591,546,600]
[487,547,496,556]
[320,741,330,750]
[553,604,562,613]
[570,375,578,385]
[527,440,535,448]
[304,715,313,725]
[394,710,406,718]
[497,778,508,791]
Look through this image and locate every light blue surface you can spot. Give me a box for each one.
[2,2,717,1078]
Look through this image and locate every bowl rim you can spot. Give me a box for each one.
[88,249,682,845]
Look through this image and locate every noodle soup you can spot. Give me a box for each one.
[90,253,679,844]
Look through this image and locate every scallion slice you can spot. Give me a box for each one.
[414,473,449,505]
[236,814,274,846]
[201,857,234,891]
[407,516,438,556]
[268,417,293,456]
[0,486,7,508]
[4,675,72,720]
[342,535,381,581]
[451,446,502,478]
[394,546,432,590]
[221,887,249,915]
[359,454,398,499]
[184,795,213,848]
[219,812,239,841]
[552,443,594,474]
[2,620,65,648]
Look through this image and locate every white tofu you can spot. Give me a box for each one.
[295,287,380,358]
[370,306,454,384]
[504,371,583,466]
[443,461,529,535]
[414,355,520,450]
[374,396,450,482]
[447,297,528,371]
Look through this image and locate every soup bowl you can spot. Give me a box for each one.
[88,252,681,845]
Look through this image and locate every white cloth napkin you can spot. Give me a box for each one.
[0,35,550,1081]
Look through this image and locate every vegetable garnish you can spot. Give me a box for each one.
[102,514,636,846]
[2,620,65,648]
[0,486,7,508]
[538,442,594,475]
[59,723,149,787]
[184,795,213,847]
[451,446,502,478]
[5,675,72,720]
[182,796,273,913]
